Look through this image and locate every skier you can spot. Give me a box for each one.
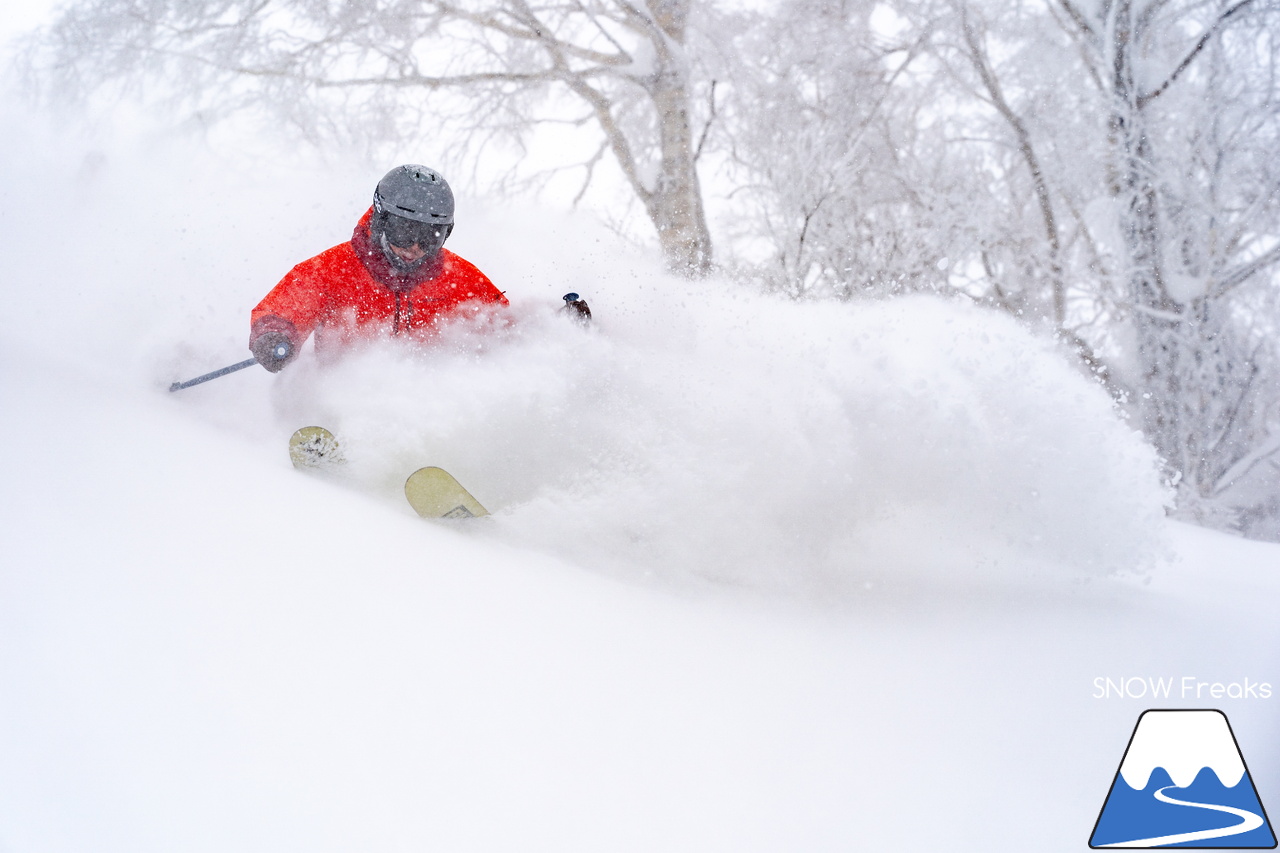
[250,164,581,373]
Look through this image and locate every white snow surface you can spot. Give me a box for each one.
[2,102,1280,852]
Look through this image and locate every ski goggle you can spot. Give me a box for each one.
[381,213,449,249]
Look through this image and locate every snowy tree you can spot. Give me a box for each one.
[732,0,1280,534]
[718,0,980,299]
[923,0,1124,378]
[27,0,723,275]
[907,0,1280,530]
[1048,0,1280,527]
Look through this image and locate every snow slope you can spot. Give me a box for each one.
[2,100,1279,852]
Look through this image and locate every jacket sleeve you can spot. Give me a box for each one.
[249,258,332,353]
[451,254,509,306]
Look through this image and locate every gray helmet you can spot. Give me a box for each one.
[373,165,454,225]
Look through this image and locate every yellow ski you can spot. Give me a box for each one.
[404,466,490,519]
[289,426,345,470]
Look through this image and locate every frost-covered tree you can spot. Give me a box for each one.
[924,0,1280,530]
[734,0,1280,535]
[1048,0,1280,528]
[719,0,982,298]
[26,0,722,275]
[886,0,1109,390]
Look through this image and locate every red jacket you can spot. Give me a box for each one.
[251,208,507,356]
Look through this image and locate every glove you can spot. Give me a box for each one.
[251,332,294,372]
[250,315,299,373]
[562,292,592,324]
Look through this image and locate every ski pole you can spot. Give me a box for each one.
[169,358,259,392]
[169,341,291,392]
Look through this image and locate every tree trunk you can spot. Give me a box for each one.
[640,0,713,276]
[1120,128,1185,475]
[1109,0,1185,480]
[647,71,714,276]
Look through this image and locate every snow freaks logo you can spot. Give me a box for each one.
[1093,676,1273,701]
[1089,710,1277,848]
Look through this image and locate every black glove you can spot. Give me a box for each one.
[562,292,592,324]
[250,330,295,373]
[250,314,299,373]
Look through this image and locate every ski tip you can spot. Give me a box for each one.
[405,466,490,519]
[289,426,345,470]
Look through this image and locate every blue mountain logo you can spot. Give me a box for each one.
[1090,709,1276,848]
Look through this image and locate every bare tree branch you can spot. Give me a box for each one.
[1055,0,1098,43]
[1213,241,1280,295]
[692,78,716,162]
[1139,0,1257,106]
[959,3,1067,326]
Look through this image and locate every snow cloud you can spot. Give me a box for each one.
[1,101,1171,597]
[268,281,1171,594]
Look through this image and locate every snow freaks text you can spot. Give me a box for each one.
[1092,677,1274,701]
